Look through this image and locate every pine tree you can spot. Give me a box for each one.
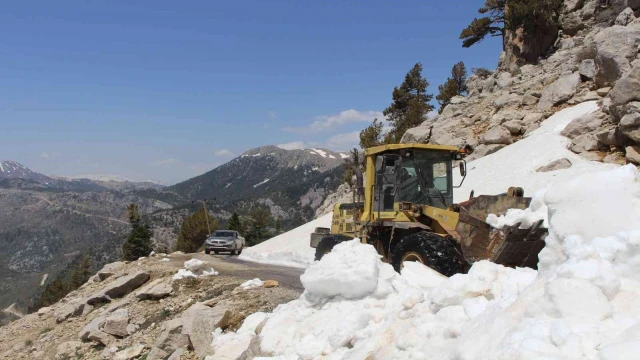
[275,217,282,234]
[122,204,154,261]
[436,62,468,113]
[460,0,564,49]
[245,207,272,246]
[383,63,434,143]
[359,118,385,150]
[175,207,218,253]
[68,255,92,289]
[227,212,243,233]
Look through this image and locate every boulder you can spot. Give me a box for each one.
[626,146,640,164]
[237,336,263,360]
[536,158,573,172]
[113,344,145,360]
[597,87,611,97]
[168,349,186,360]
[466,144,506,161]
[581,0,598,19]
[55,299,86,323]
[493,92,521,110]
[182,303,231,359]
[522,113,544,124]
[401,126,431,143]
[483,126,513,145]
[593,25,640,87]
[97,261,125,282]
[522,92,540,105]
[55,341,83,360]
[597,128,630,146]
[78,315,112,345]
[579,59,596,80]
[561,12,585,36]
[610,65,640,105]
[88,271,150,305]
[496,72,514,89]
[620,113,640,142]
[571,134,601,153]
[147,319,190,360]
[102,309,130,338]
[136,278,173,301]
[491,110,524,124]
[538,72,581,110]
[264,280,280,288]
[582,91,601,101]
[450,95,467,105]
[560,112,605,139]
[565,0,585,13]
[503,120,524,135]
[483,75,496,93]
[615,7,636,26]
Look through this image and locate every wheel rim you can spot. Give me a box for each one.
[401,251,424,268]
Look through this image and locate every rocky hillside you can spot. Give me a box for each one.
[403,0,640,167]
[0,254,300,360]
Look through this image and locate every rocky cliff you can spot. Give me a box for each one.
[403,0,640,166]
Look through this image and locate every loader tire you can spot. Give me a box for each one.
[391,232,467,276]
[315,235,352,261]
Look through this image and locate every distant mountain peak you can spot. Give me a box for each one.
[0,160,51,183]
[69,174,135,183]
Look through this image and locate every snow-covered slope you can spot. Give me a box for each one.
[240,102,616,269]
[239,213,332,268]
[453,101,615,202]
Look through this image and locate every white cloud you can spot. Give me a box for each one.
[213,149,233,157]
[153,158,179,167]
[277,141,306,150]
[40,152,60,159]
[283,109,384,134]
[325,131,360,151]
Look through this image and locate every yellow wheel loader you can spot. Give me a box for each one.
[310,144,547,276]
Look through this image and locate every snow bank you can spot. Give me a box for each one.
[172,259,218,280]
[213,164,640,359]
[240,278,264,290]
[454,101,615,202]
[239,213,332,268]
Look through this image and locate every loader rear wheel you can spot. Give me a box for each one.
[315,235,352,261]
[391,232,467,276]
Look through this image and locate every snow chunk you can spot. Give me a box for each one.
[300,239,380,300]
[240,278,264,290]
[487,188,549,229]
[172,259,218,280]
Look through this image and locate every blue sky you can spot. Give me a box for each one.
[0,0,501,184]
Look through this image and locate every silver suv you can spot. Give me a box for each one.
[204,230,245,255]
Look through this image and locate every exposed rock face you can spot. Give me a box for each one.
[593,25,640,87]
[620,113,640,142]
[54,299,86,323]
[536,158,573,172]
[561,112,606,139]
[147,319,190,360]
[538,72,581,110]
[136,278,173,300]
[182,303,231,359]
[87,271,150,305]
[610,65,640,105]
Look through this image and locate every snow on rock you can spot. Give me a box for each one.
[172,259,218,280]
[239,213,332,268]
[216,163,640,359]
[240,278,264,290]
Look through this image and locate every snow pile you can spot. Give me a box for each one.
[213,165,640,359]
[172,259,218,280]
[240,278,264,290]
[486,188,549,229]
[239,213,332,268]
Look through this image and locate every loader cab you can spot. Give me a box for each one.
[370,146,458,214]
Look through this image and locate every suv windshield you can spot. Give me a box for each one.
[212,231,235,238]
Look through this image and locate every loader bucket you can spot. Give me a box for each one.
[455,195,548,269]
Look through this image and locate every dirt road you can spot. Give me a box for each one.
[165,252,306,291]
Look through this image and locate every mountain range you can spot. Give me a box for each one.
[0,147,347,310]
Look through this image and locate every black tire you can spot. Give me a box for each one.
[314,235,352,261]
[205,249,210,255]
[214,251,220,255]
[237,246,243,255]
[231,246,238,256]
[391,232,467,276]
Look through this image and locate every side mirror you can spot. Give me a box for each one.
[459,162,466,177]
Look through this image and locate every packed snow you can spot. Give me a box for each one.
[172,259,218,280]
[213,165,640,359]
[311,148,328,158]
[240,278,264,290]
[239,213,331,268]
